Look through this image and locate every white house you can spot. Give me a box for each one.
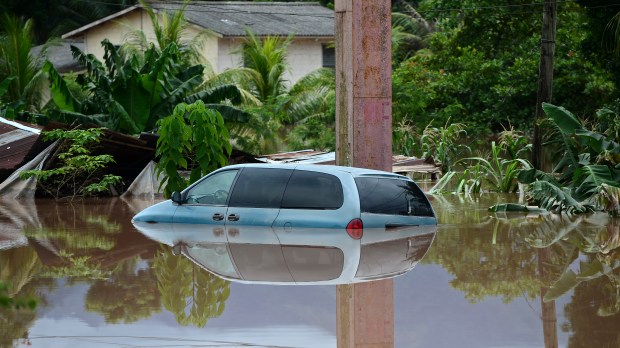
[61,1,335,84]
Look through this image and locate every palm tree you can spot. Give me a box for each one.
[211,30,292,105]
[391,2,434,66]
[123,0,212,70]
[0,14,48,113]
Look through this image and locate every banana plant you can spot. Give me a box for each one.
[519,103,620,215]
[44,40,250,135]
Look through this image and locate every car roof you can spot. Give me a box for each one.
[220,163,410,180]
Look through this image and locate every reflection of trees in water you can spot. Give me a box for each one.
[518,215,620,309]
[493,213,620,347]
[0,246,48,348]
[24,201,124,281]
[0,247,42,298]
[425,217,540,302]
[563,277,620,348]
[153,246,230,327]
[0,307,37,348]
[85,258,161,323]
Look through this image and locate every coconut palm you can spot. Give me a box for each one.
[391,2,434,66]
[0,14,48,113]
[123,0,212,70]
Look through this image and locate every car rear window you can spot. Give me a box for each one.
[355,177,434,216]
[281,170,344,210]
[228,168,292,208]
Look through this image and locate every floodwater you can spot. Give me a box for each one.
[1,194,618,347]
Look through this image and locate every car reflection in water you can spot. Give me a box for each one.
[133,222,436,285]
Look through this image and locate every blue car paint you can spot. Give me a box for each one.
[132,163,437,230]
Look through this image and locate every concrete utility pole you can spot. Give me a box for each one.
[532,0,557,170]
[334,0,393,347]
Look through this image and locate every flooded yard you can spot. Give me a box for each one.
[1,194,619,347]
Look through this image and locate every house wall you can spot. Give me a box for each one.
[287,39,329,84]
[79,10,331,84]
[84,11,153,58]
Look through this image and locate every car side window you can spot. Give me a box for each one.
[281,170,344,210]
[228,168,293,208]
[355,177,434,216]
[185,170,239,205]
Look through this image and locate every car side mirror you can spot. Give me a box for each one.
[171,191,183,204]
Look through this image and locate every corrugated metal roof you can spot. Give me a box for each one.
[0,118,42,172]
[63,2,334,39]
[257,150,442,175]
[31,39,85,73]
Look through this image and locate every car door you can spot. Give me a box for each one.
[225,167,293,227]
[172,169,240,235]
[273,169,356,229]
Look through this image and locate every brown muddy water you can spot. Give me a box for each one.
[1,194,619,347]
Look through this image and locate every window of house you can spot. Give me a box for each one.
[322,44,335,68]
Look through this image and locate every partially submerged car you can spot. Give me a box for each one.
[132,163,437,284]
[132,163,436,237]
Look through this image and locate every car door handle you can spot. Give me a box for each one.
[227,214,240,221]
[212,213,225,221]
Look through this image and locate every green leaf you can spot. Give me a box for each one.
[573,165,619,200]
[43,61,80,112]
[543,269,579,302]
[0,76,15,98]
[542,102,582,135]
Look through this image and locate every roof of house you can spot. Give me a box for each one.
[63,1,334,39]
[31,39,85,73]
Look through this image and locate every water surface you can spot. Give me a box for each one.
[1,195,618,347]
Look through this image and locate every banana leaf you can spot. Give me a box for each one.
[573,165,620,200]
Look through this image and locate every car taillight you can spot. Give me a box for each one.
[346,218,363,239]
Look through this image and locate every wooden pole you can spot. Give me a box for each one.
[335,1,393,347]
[532,0,557,170]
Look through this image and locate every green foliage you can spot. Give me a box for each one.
[0,0,136,44]
[156,101,232,197]
[19,128,123,199]
[393,119,419,157]
[211,31,335,153]
[45,40,248,135]
[430,130,532,194]
[595,99,620,142]
[420,119,469,172]
[519,103,620,215]
[0,14,47,114]
[240,30,292,103]
[125,0,211,69]
[391,7,433,66]
[460,142,532,193]
[0,281,36,310]
[395,0,617,136]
